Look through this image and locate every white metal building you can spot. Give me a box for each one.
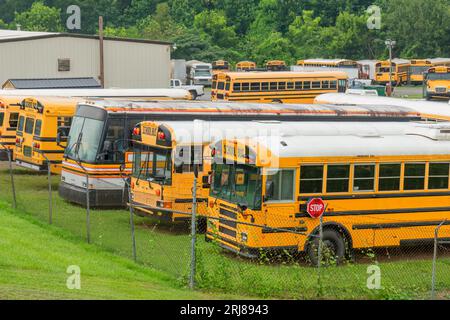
[0,29,172,89]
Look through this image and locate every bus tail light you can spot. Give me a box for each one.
[155,189,161,197]
[157,201,172,209]
[33,142,40,149]
[158,131,166,140]
[209,201,214,208]
[132,127,140,136]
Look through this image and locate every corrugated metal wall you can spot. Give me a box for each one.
[0,36,170,88]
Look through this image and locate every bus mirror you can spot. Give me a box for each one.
[175,162,184,174]
[56,127,68,147]
[103,140,113,152]
[265,180,274,200]
[194,164,199,178]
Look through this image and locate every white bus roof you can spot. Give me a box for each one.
[147,120,417,145]
[242,122,450,160]
[314,93,450,121]
[0,88,191,99]
[81,100,420,119]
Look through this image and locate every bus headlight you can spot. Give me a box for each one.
[241,232,248,243]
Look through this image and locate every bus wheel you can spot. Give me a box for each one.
[272,99,283,104]
[307,229,347,266]
[189,90,198,100]
[425,95,432,101]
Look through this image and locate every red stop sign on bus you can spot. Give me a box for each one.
[306,198,326,219]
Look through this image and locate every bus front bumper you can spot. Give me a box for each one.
[58,181,128,208]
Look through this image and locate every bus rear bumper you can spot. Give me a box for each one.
[58,181,128,208]
[15,159,47,171]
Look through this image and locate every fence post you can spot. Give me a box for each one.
[189,167,198,290]
[431,220,446,300]
[128,185,137,262]
[40,154,53,224]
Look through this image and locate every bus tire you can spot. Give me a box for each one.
[189,90,198,100]
[272,99,283,104]
[425,94,432,101]
[307,229,347,266]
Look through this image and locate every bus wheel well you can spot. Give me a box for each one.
[306,223,353,256]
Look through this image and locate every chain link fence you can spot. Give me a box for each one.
[1,160,450,300]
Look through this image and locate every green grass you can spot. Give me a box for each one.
[0,202,247,299]
[1,165,450,299]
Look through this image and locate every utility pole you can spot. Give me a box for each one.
[385,39,396,96]
[99,16,105,88]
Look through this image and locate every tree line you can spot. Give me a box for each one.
[0,0,449,64]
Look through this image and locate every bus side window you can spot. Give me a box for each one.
[295,82,303,90]
[303,81,311,90]
[353,164,375,192]
[428,163,450,190]
[330,81,337,89]
[251,82,261,92]
[322,80,330,89]
[8,112,19,129]
[287,82,295,90]
[404,163,425,190]
[17,116,25,132]
[34,119,42,136]
[266,169,295,201]
[269,82,277,91]
[233,83,241,92]
[326,165,350,193]
[24,117,35,135]
[378,164,401,191]
[0,112,3,127]
[300,165,323,194]
[261,82,269,91]
[312,81,321,89]
[225,82,230,91]
[242,83,250,91]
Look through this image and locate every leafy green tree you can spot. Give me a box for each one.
[193,10,238,48]
[13,1,64,32]
[288,10,324,59]
[0,19,9,29]
[250,32,295,64]
[382,0,450,57]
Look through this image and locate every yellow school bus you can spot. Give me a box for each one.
[130,120,310,221]
[297,59,358,69]
[423,66,450,100]
[211,71,348,104]
[409,59,450,85]
[15,97,80,174]
[207,121,450,261]
[236,61,256,71]
[212,60,230,76]
[0,96,24,160]
[266,60,287,71]
[375,59,410,85]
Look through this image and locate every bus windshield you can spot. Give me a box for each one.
[211,163,262,210]
[195,69,211,77]
[65,116,105,163]
[410,66,429,75]
[133,144,172,184]
[427,73,450,80]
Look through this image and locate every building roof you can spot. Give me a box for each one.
[0,29,172,46]
[3,77,102,89]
